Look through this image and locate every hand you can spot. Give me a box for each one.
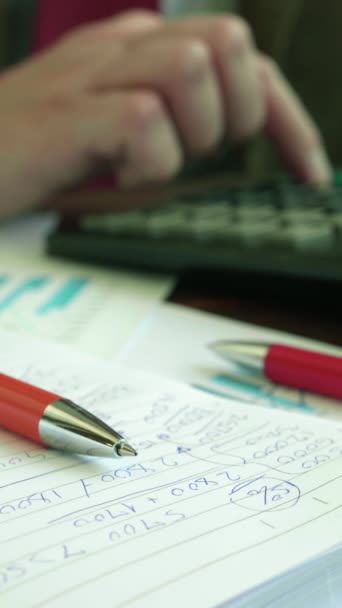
[0,10,332,217]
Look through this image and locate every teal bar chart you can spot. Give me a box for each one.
[0,277,49,312]
[192,373,323,415]
[0,276,88,316]
[0,271,97,347]
[37,278,88,315]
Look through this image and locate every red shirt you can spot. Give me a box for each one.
[33,0,159,50]
[32,1,160,190]
[32,1,160,191]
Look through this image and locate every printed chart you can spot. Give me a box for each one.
[0,264,172,358]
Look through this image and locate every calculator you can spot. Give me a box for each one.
[47,177,342,283]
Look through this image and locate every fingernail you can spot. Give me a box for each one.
[229,20,252,54]
[305,148,333,185]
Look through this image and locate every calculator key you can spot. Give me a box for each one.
[82,211,147,235]
[282,223,333,250]
[192,202,232,220]
[235,204,277,223]
[190,216,238,242]
[281,208,327,225]
[145,209,191,237]
[237,218,281,245]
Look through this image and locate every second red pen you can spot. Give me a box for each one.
[209,341,342,400]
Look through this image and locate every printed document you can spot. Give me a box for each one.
[0,213,174,357]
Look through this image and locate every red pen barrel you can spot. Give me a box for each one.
[264,344,342,400]
[0,373,60,444]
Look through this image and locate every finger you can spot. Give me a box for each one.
[94,9,162,39]
[257,55,332,185]
[97,38,225,155]
[75,90,183,187]
[43,11,162,91]
[128,15,266,139]
[62,9,162,46]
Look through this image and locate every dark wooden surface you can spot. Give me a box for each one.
[170,271,342,347]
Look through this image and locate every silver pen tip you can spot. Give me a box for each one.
[116,441,138,457]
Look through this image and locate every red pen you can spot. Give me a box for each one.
[209,341,342,400]
[0,372,137,458]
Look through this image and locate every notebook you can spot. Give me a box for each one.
[1,330,342,608]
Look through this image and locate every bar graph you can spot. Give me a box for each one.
[191,370,342,420]
[0,276,89,316]
[0,270,104,350]
[200,373,314,412]
[0,277,49,313]
[37,278,88,315]
[0,235,171,357]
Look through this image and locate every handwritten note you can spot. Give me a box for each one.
[0,331,342,608]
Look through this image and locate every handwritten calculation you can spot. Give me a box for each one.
[0,346,342,608]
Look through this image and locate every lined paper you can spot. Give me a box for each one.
[0,332,342,608]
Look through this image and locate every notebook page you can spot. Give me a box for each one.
[0,332,342,608]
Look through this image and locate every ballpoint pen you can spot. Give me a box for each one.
[209,341,342,400]
[0,371,137,458]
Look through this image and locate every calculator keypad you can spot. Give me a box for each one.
[82,183,342,254]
